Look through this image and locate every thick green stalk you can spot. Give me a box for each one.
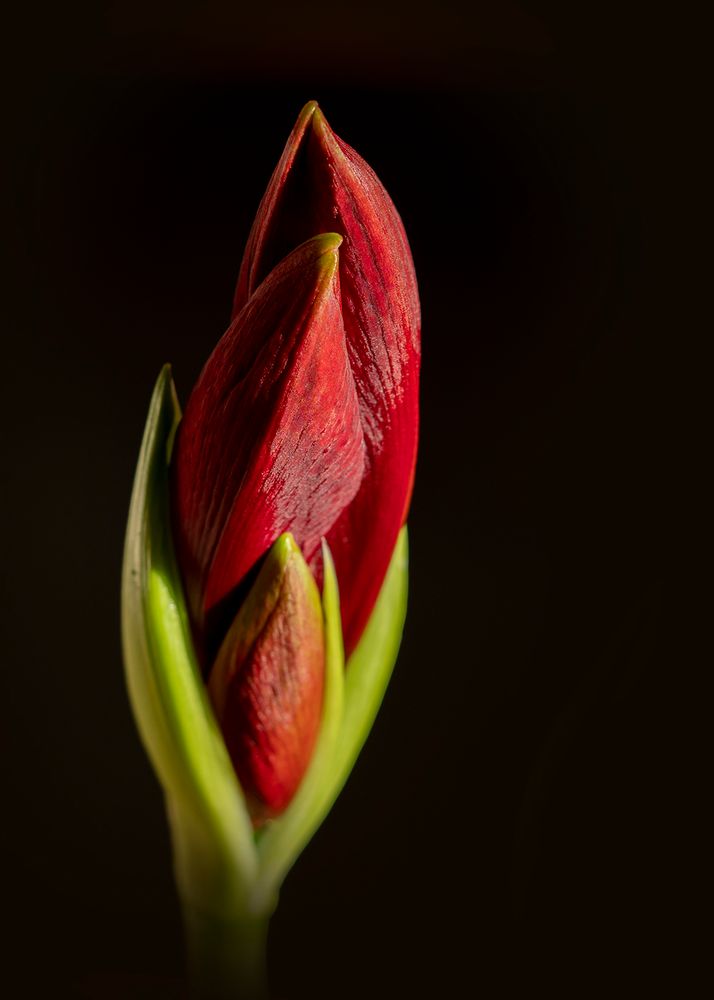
[182,904,271,1000]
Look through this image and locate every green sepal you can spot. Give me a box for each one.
[121,365,258,917]
[331,525,409,793]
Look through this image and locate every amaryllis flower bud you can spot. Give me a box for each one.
[234,101,420,656]
[123,104,417,996]
[208,533,324,823]
[169,104,418,823]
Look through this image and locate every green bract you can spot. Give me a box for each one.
[121,367,409,992]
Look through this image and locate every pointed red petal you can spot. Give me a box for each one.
[234,103,420,655]
[172,234,365,651]
[208,534,324,821]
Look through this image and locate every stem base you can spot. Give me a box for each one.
[183,904,270,1000]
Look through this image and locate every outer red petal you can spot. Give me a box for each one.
[172,234,365,655]
[234,102,420,656]
[208,534,324,822]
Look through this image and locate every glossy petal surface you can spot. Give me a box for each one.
[233,102,420,655]
[172,234,365,656]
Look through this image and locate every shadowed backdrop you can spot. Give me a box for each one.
[2,2,696,997]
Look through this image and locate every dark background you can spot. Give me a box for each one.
[2,2,700,997]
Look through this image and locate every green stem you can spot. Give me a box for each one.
[182,903,271,1000]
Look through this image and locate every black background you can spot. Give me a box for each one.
[2,3,701,998]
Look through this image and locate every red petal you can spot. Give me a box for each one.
[234,103,420,655]
[172,234,365,652]
[208,534,324,821]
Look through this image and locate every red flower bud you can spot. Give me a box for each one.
[170,104,419,818]
[234,102,420,656]
[207,533,324,822]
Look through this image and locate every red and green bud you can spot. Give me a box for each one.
[123,104,416,996]
[208,534,324,824]
[168,103,419,821]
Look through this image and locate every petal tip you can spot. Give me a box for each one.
[309,104,338,148]
[298,99,320,121]
[269,531,299,567]
[313,232,343,255]
[310,233,343,282]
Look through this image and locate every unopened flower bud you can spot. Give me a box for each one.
[208,534,324,823]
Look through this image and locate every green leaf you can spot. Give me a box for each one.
[331,526,409,799]
[121,365,258,917]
